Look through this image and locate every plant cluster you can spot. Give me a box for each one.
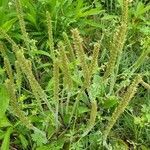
[0,0,150,149]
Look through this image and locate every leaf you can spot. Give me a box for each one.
[31,129,48,146]
[135,2,150,17]
[0,130,5,140]
[36,146,50,150]
[117,0,123,8]
[36,139,64,150]
[1,18,17,32]
[0,0,9,7]
[89,75,105,100]
[26,13,37,27]
[37,63,51,69]
[0,115,12,128]
[72,71,82,85]
[139,26,150,35]
[140,145,150,150]
[78,106,90,114]
[0,67,5,83]
[30,50,51,58]
[81,100,97,138]
[1,127,13,150]
[0,85,9,119]
[145,114,150,123]
[79,8,104,17]
[84,19,104,28]
[19,134,28,149]
[103,96,118,109]
[112,138,128,149]
[101,15,118,20]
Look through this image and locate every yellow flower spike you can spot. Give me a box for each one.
[71,28,90,88]
[5,79,33,129]
[15,50,54,114]
[63,32,75,62]
[0,42,7,56]
[58,41,73,90]
[4,57,14,82]
[81,100,97,138]
[89,42,100,77]
[103,0,128,81]
[103,75,142,142]
[122,0,129,24]
[53,59,60,129]
[15,61,22,93]
[103,23,127,80]
[15,0,30,50]
[140,80,150,90]
[46,11,54,58]
[0,28,18,51]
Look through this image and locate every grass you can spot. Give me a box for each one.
[0,0,150,149]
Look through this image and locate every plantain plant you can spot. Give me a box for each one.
[0,0,149,149]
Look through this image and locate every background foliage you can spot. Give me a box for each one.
[0,0,150,149]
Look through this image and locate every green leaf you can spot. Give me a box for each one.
[31,129,48,146]
[19,134,28,149]
[140,26,150,35]
[36,139,64,150]
[103,96,118,109]
[36,146,50,150]
[101,15,117,20]
[0,130,5,140]
[117,0,123,8]
[37,63,51,69]
[78,106,90,114]
[84,19,104,28]
[0,115,12,128]
[79,8,104,17]
[0,85,9,119]
[26,13,36,25]
[1,127,13,150]
[1,18,17,32]
[0,67,5,75]
[140,145,150,150]
[145,114,150,123]
[0,0,9,7]
[135,2,150,17]
[89,75,105,100]
[112,138,129,149]
[30,50,51,58]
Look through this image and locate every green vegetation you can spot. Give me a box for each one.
[0,0,150,149]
